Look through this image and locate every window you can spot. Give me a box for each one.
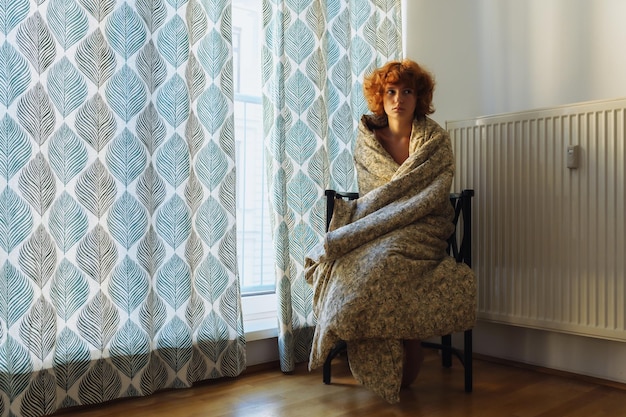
[232,1,275,298]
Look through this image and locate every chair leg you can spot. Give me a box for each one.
[322,340,347,384]
[464,329,473,392]
[441,334,452,368]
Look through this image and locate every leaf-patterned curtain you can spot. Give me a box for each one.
[262,0,402,372]
[0,0,245,416]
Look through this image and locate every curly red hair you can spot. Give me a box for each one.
[363,59,435,118]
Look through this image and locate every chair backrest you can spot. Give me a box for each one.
[324,189,474,267]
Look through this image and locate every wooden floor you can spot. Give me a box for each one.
[53,349,626,417]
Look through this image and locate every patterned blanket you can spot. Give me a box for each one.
[305,115,476,403]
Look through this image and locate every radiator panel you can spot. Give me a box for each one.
[447,98,626,341]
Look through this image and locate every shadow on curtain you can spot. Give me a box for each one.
[261,0,403,372]
[0,1,245,416]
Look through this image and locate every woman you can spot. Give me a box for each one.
[305,59,475,403]
[359,59,437,387]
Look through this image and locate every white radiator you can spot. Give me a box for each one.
[447,98,626,341]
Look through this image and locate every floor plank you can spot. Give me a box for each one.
[52,349,626,417]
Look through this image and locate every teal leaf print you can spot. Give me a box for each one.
[185,292,205,331]
[197,85,229,135]
[306,95,327,138]
[16,83,56,146]
[0,336,33,401]
[0,187,33,253]
[0,0,29,35]
[307,142,328,187]
[187,1,207,45]
[109,320,150,378]
[285,19,315,65]
[330,55,351,96]
[331,148,356,192]
[218,226,237,274]
[136,226,165,277]
[49,192,89,253]
[156,255,191,310]
[0,261,34,327]
[46,0,89,49]
[50,258,89,321]
[109,256,149,314]
[289,223,319,266]
[18,152,56,216]
[0,42,30,107]
[285,69,315,114]
[18,224,57,288]
[184,112,204,157]
[136,41,167,94]
[105,3,147,59]
[105,65,147,122]
[156,75,190,128]
[196,311,228,363]
[75,93,117,152]
[0,114,31,180]
[54,328,90,390]
[106,128,147,186]
[156,133,190,188]
[219,283,241,330]
[220,338,246,378]
[136,103,166,154]
[16,12,57,75]
[19,296,57,361]
[195,253,227,303]
[135,0,167,32]
[156,316,192,372]
[139,290,166,337]
[184,170,203,214]
[76,224,118,283]
[197,29,228,79]
[140,354,168,396]
[78,0,115,21]
[136,163,166,215]
[107,191,148,249]
[48,123,88,185]
[77,358,122,404]
[184,230,203,273]
[186,347,208,382]
[75,159,117,217]
[76,29,117,87]
[77,290,120,349]
[47,57,88,117]
[291,266,313,319]
[287,170,317,214]
[156,195,191,249]
[20,369,56,417]
[351,36,374,77]
[195,197,228,247]
[305,49,327,91]
[157,15,189,68]
[286,120,316,164]
[195,141,228,191]
[186,55,206,104]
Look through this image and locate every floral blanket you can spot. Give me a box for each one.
[304,116,476,403]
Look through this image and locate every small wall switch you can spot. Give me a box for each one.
[567,145,579,169]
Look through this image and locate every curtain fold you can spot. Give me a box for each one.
[262,0,402,372]
[0,1,245,416]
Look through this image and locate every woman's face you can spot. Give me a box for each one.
[382,82,417,122]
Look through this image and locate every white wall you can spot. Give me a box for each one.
[404,0,626,383]
[404,0,626,125]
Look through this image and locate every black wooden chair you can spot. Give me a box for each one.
[321,189,475,393]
